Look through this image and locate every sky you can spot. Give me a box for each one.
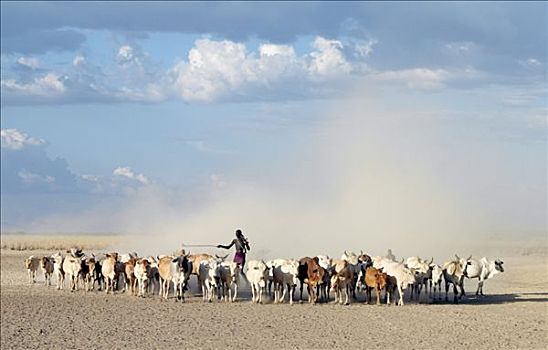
[1,2,546,257]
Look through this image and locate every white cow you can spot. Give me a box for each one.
[442,255,470,303]
[429,263,444,300]
[373,256,416,306]
[51,253,65,290]
[272,259,300,304]
[63,255,82,291]
[24,256,40,284]
[134,258,151,297]
[405,256,433,301]
[464,257,504,296]
[198,259,221,302]
[101,252,119,294]
[246,260,270,304]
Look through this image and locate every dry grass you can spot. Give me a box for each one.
[0,233,119,251]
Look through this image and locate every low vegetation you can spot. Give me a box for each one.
[1,233,119,251]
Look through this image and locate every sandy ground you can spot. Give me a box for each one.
[1,249,547,350]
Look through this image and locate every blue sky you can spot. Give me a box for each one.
[1,2,546,256]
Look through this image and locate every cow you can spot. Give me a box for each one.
[271,259,300,305]
[405,256,433,302]
[158,256,178,301]
[24,256,40,284]
[80,255,96,291]
[63,254,82,291]
[198,258,221,302]
[429,263,444,301]
[51,253,65,290]
[442,255,470,303]
[219,261,241,302]
[124,258,137,296]
[172,254,193,302]
[341,250,361,299]
[298,257,323,304]
[330,260,354,305]
[101,252,119,294]
[40,256,54,286]
[93,260,104,291]
[146,257,160,295]
[373,256,416,306]
[266,259,287,299]
[463,257,504,296]
[364,266,387,305]
[246,260,270,304]
[134,258,151,297]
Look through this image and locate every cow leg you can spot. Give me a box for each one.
[444,281,450,302]
[375,287,381,305]
[453,283,459,304]
[397,284,404,306]
[477,280,484,296]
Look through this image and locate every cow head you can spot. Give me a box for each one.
[494,259,504,273]
[24,257,35,269]
[40,256,50,269]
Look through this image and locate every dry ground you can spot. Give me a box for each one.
[1,247,547,349]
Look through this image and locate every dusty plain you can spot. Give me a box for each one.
[1,237,547,350]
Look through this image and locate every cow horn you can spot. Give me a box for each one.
[428,257,434,265]
[467,255,472,261]
[360,250,363,255]
[455,254,460,260]
[215,254,221,259]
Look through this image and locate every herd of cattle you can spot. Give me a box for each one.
[23,248,505,306]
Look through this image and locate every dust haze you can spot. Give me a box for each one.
[30,85,547,261]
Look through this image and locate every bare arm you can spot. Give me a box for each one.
[217,239,235,250]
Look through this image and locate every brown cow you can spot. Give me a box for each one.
[364,267,387,305]
[125,258,137,295]
[298,257,322,304]
[330,260,354,305]
[40,257,54,286]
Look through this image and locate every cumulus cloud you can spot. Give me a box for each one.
[1,72,66,97]
[113,166,150,185]
[308,37,351,77]
[171,36,353,102]
[1,129,45,150]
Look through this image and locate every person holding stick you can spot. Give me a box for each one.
[217,229,250,269]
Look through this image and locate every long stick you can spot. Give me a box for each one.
[181,244,218,247]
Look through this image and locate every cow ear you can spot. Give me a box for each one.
[172,258,178,263]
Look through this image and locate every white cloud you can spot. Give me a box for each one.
[1,129,45,150]
[16,57,40,69]
[519,58,542,68]
[117,45,136,65]
[375,68,451,90]
[308,37,351,77]
[354,39,378,58]
[172,36,353,102]
[113,166,150,185]
[1,73,66,97]
[18,170,55,184]
[259,44,296,57]
[73,55,86,66]
[445,41,476,55]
